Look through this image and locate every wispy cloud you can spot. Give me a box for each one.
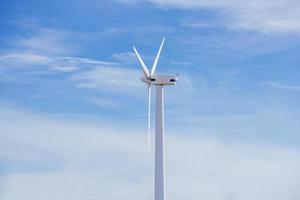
[70,64,142,94]
[112,52,137,64]
[0,53,78,72]
[180,19,216,29]
[12,28,82,55]
[0,52,143,99]
[88,97,123,109]
[0,53,52,67]
[264,81,300,91]
[119,0,300,33]
[170,61,191,65]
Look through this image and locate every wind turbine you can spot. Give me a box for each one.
[133,38,178,200]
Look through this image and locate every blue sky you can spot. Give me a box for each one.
[1,0,300,199]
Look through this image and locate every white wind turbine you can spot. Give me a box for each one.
[133,38,178,200]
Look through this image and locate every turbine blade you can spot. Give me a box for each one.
[150,38,165,76]
[133,46,150,78]
[147,84,151,152]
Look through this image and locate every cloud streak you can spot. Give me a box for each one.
[119,0,300,33]
[0,52,142,94]
[70,64,142,94]
[264,81,300,91]
[112,52,137,64]
[13,28,82,55]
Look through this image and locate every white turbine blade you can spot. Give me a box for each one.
[150,37,165,76]
[147,84,151,152]
[133,46,150,78]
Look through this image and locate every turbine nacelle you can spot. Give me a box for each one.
[141,74,178,85]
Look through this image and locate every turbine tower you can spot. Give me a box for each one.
[133,38,178,200]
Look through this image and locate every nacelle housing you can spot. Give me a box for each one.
[141,74,178,85]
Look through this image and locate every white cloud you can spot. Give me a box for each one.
[60,56,117,66]
[0,53,52,68]
[112,52,137,64]
[70,64,143,94]
[14,28,80,55]
[180,19,216,29]
[88,97,123,109]
[0,53,79,72]
[120,0,300,33]
[170,61,191,65]
[96,27,128,37]
[4,53,144,95]
[1,107,300,200]
[0,52,144,98]
[264,81,300,91]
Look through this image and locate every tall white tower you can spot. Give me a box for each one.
[133,38,178,200]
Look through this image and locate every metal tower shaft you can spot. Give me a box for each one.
[155,85,165,200]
